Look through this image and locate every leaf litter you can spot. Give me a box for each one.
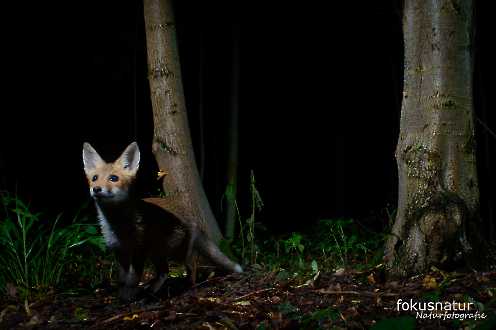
[1,267,496,329]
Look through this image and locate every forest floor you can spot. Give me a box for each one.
[1,266,496,329]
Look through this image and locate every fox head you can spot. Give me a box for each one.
[82,142,140,204]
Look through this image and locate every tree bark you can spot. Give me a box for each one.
[225,24,240,240]
[143,0,222,243]
[385,0,479,277]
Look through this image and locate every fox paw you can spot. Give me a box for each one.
[143,274,168,294]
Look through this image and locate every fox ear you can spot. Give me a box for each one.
[116,142,140,174]
[83,142,105,173]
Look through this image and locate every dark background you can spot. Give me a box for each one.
[0,1,494,235]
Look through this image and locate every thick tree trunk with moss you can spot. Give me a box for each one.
[143,0,222,243]
[385,0,479,277]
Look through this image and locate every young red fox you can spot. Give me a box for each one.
[82,142,242,301]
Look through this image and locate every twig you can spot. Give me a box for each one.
[100,305,166,324]
[314,290,399,297]
[315,290,361,295]
[233,288,274,301]
[188,272,240,291]
[188,276,221,291]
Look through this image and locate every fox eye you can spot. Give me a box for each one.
[109,175,119,182]
[92,175,98,182]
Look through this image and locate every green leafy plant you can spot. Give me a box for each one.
[310,259,319,274]
[226,170,264,265]
[328,219,357,266]
[311,219,383,269]
[283,232,305,269]
[371,316,415,330]
[0,193,105,312]
[246,170,264,264]
[228,175,384,276]
[276,303,338,329]
[300,307,339,329]
[277,301,300,319]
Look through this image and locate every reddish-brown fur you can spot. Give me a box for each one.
[82,142,242,301]
[84,162,136,194]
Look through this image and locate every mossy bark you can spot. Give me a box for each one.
[385,0,479,277]
[143,0,222,243]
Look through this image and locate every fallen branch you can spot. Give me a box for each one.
[232,288,275,301]
[100,305,168,324]
[314,290,399,297]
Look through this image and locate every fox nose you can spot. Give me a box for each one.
[93,186,102,194]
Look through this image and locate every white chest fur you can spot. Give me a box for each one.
[95,204,120,249]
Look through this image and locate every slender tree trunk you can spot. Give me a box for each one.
[143,0,222,243]
[198,30,206,181]
[475,60,495,239]
[385,0,479,277]
[225,24,240,240]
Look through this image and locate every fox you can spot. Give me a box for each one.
[82,141,242,301]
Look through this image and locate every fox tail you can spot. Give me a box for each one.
[195,233,243,273]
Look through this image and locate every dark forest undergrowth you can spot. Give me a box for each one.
[2,265,496,329]
[1,193,496,329]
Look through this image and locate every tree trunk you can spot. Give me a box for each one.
[143,0,222,243]
[385,0,479,277]
[225,24,240,240]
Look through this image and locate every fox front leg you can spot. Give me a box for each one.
[116,250,144,301]
[186,253,199,286]
[184,230,198,286]
[146,256,169,294]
